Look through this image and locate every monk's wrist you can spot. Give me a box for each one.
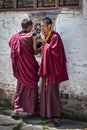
[42,38,46,42]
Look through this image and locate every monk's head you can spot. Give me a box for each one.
[41,17,52,34]
[21,18,33,32]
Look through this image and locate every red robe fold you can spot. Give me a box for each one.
[9,32,39,88]
[38,31,69,84]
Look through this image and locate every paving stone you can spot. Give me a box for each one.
[0,126,14,130]
[0,114,18,125]
[0,114,87,130]
[24,117,42,125]
[33,125,43,130]
[48,128,59,130]
[21,124,33,130]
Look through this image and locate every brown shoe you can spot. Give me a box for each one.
[53,118,61,127]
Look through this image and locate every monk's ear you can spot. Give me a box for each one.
[48,24,52,29]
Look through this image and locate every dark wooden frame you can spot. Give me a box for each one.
[0,0,82,10]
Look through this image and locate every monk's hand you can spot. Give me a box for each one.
[40,32,45,42]
[33,35,37,42]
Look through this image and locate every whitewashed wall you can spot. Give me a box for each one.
[56,6,87,95]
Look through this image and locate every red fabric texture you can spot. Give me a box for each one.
[40,78,60,118]
[9,32,39,88]
[13,81,38,114]
[38,31,69,84]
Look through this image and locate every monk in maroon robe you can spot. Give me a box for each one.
[8,18,39,117]
[38,17,69,126]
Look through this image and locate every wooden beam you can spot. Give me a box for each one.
[55,0,59,8]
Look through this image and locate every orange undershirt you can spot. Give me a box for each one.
[45,30,52,88]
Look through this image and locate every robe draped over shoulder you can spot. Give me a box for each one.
[9,32,39,88]
[38,31,69,84]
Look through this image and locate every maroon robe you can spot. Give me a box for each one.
[8,31,39,114]
[38,31,69,84]
[9,32,39,88]
[38,31,69,118]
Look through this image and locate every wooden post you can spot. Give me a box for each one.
[13,0,18,9]
[55,0,59,8]
[63,0,66,6]
[34,0,38,8]
[79,0,82,7]
[41,0,44,7]
[22,0,24,7]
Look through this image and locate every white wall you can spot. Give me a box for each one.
[56,6,87,95]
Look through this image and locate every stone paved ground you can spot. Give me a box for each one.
[0,110,87,130]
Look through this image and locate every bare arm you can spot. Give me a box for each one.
[33,36,38,55]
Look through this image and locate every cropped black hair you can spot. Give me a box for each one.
[21,18,33,29]
[42,17,52,25]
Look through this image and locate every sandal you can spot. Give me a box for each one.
[53,118,61,127]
